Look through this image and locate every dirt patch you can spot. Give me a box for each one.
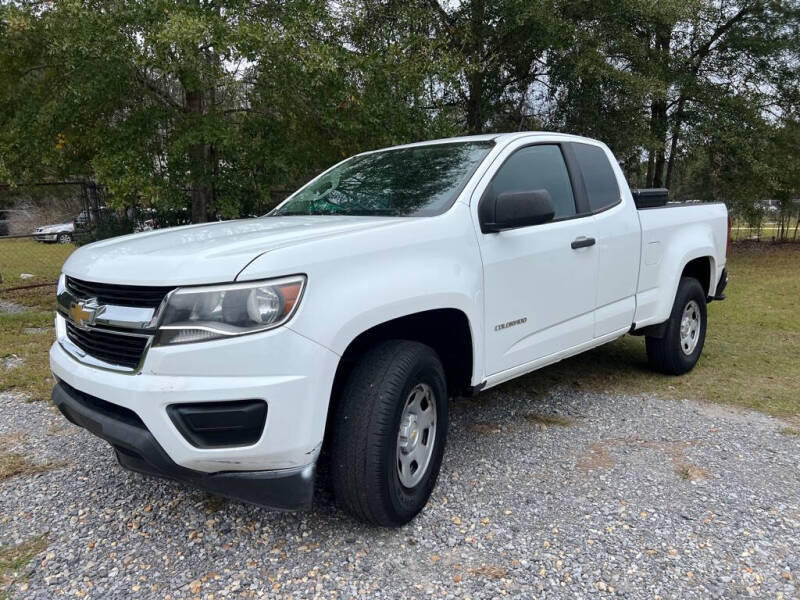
[0,433,26,449]
[525,412,575,428]
[2,354,25,370]
[676,463,711,481]
[469,564,509,580]
[21,327,49,335]
[0,300,25,314]
[469,412,576,435]
[577,442,617,472]
[469,421,507,434]
[576,437,708,478]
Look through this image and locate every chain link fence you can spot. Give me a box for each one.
[0,233,73,289]
[1,182,89,309]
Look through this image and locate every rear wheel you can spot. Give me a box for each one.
[646,277,707,375]
[56,233,72,244]
[330,340,448,526]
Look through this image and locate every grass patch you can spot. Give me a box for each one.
[0,452,67,482]
[0,309,56,401]
[0,534,48,597]
[524,412,575,427]
[780,427,800,437]
[0,241,62,401]
[0,238,73,288]
[496,244,800,419]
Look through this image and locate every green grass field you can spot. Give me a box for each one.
[0,238,74,285]
[1,240,798,421]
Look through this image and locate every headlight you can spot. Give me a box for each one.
[154,275,306,345]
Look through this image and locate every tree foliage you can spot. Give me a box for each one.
[0,0,797,222]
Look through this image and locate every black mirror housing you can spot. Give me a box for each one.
[480,189,555,233]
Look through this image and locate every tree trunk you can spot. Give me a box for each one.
[186,88,211,223]
[647,98,668,187]
[648,26,671,189]
[466,72,483,134]
[665,97,686,190]
[465,0,485,134]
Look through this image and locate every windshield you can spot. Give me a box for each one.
[272,141,494,217]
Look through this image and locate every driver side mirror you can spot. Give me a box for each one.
[479,189,555,233]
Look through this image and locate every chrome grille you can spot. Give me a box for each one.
[58,276,170,371]
[65,322,149,370]
[66,276,174,309]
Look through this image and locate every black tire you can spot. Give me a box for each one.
[646,277,707,375]
[57,233,72,244]
[330,340,448,527]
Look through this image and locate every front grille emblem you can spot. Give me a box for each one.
[69,298,105,329]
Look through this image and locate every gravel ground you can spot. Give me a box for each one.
[1,387,799,599]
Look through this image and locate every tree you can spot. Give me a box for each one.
[550,0,799,188]
[1,0,797,224]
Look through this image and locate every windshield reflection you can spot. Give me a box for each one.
[273,142,494,217]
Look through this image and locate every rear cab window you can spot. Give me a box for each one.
[571,143,621,213]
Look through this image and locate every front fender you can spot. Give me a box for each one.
[236,204,485,384]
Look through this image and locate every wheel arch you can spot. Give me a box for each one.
[319,308,475,475]
[330,308,476,403]
[680,255,714,297]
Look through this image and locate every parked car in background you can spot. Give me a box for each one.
[33,221,75,243]
[51,132,729,526]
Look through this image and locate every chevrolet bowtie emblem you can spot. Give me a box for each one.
[69,298,104,328]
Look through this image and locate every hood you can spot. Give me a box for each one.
[62,216,404,286]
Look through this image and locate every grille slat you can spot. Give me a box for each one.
[66,322,149,369]
[66,276,173,309]
[65,328,144,355]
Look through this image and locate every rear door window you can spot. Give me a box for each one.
[572,143,620,213]
[486,145,577,219]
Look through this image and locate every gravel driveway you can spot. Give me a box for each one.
[1,385,798,599]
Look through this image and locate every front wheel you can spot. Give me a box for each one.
[646,277,707,375]
[330,340,448,526]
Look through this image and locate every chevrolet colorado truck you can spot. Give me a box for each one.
[51,132,729,526]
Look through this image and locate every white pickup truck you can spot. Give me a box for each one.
[51,132,729,526]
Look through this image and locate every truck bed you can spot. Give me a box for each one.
[633,201,728,329]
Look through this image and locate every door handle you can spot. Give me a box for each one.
[571,236,596,249]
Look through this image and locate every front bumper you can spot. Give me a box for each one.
[53,381,314,509]
[50,320,340,474]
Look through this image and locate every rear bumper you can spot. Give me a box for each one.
[52,381,314,510]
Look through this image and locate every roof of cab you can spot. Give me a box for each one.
[366,131,600,154]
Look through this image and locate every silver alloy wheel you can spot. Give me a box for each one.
[58,234,71,244]
[679,299,701,355]
[396,383,437,488]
